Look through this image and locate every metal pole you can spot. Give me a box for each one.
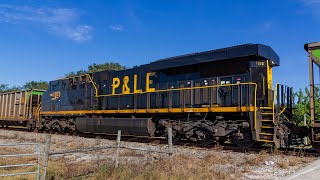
[304,114,308,145]
[309,51,315,130]
[115,130,121,168]
[168,127,173,155]
[41,134,51,180]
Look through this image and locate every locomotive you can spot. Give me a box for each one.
[0,43,306,148]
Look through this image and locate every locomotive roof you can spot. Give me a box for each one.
[146,43,279,71]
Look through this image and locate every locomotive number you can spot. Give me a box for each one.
[50,91,61,100]
[112,72,156,95]
[256,61,265,66]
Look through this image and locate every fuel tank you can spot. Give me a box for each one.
[75,117,156,136]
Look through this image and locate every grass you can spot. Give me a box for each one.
[88,154,244,180]
[0,149,316,180]
[0,131,316,180]
[121,149,144,157]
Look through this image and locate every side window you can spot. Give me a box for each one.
[69,78,77,90]
[79,75,86,89]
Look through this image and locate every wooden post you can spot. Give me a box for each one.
[304,114,308,145]
[115,130,121,168]
[41,134,51,180]
[168,127,173,155]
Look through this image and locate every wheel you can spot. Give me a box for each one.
[232,128,255,148]
[194,128,214,145]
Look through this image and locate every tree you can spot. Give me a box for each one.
[293,86,320,127]
[88,62,126,73]
[23,81,49,90]
[64,69,88,77]
[0,84,21,92]
[65,62,126,77]
[0,81,48,93]
[0,84,9,93]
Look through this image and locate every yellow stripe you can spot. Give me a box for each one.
[40,106,255,115]
[0,118,28,121]
[87,73,257,97]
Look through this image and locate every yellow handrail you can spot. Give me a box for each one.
[272,83,278,125]
[35,102,42,121]
[86,74,258,129]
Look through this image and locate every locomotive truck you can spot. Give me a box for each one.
[0,43,311,149]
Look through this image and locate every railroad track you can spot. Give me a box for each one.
[0,127,319,157]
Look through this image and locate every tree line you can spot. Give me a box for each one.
[0,62,127,93]
[293,87,320,127]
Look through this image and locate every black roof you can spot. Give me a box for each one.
[146,43,279,71]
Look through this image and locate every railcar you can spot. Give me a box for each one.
[0,89,45,128]
[38,43,302,148]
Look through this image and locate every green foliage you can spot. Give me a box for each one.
[0,81,48,93]
[0,84,9,92]
[64,69,88,78]
[88,62,126,73]
[0,84,21,93]
[65,62,126,77]
[23,80,49,90]
[293,86,320,126]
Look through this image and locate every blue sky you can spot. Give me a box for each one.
[0,0,319,91]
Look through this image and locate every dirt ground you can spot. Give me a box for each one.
[0,129,316,180]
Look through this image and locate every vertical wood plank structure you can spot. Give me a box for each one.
[305,43,320,146]
[167,127,173,155]
[115,130,121,168]
[41,134,51,180]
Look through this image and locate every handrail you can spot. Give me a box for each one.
[272,83,278,125]
[35,102,42,121]
[86,74,258,129]
[87,74,257,97]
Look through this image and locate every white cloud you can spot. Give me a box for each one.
[301,0,320,6]
[0,4,92,42]
[299,0,320,21]
[109,24,124,31]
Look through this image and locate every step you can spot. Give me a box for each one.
[261,126,274,129]
[260,107,273,109]
[257,139,273,143]
[261,113,274,115]
[259,132,273,136]
[261,119,273,122]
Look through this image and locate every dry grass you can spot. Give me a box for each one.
[121,149,144,157]
[0,140,316,180]
[278,160,289,169]
[89,154,244,180]
[0,149,38,180]
[277,155,314,169]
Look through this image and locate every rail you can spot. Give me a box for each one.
[0,143,41,180]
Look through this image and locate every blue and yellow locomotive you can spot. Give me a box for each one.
[38,43,299,148]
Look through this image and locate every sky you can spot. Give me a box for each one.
[0,0,319,91]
